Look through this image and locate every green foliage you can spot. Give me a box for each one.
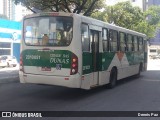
[91,1,156,38]
[0,14,8,19]
[13,0,105,16]
[93,2,144,28]
[144,5,160,25]
[132,21,155,38]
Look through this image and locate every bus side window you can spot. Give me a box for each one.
[138,37,143,51]
[81,24,90,52]
[102,28,108,51]
[120,32,126,51]
[127,34,133,52]
[133,36,138,51]
[109,30,118,52]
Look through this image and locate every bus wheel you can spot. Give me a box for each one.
[108,68,117,89]
[136,64,142,77]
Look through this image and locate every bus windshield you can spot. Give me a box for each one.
[23,16,73,46]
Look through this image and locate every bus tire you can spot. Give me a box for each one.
[108,68,117,89]
[136,64,142,77]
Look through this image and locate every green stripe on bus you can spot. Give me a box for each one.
[126,52,144,65]
[82,52,93,74]
[22,49,72,68]
[100,52,115,71]
[82,52,115,75]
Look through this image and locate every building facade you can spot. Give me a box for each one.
[15,4,32,21]
[0,19,21,62]
[0,0,16,20]
[144,0,160,56]
[0,0,32,21]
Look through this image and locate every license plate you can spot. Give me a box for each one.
[41,67,51,71]
[56,64,62,70]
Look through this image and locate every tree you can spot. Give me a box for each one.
[91,1,155,38]
[132,21,155,38]
[100,2,144,29]
[13,0,105,16]
[144,5,160,25]
[0,14,8,19]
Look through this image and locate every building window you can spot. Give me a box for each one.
[0,42,11,48]
[0,42,11,55]
[150,49,156,53]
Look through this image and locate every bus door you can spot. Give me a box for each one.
[90,30,99,85]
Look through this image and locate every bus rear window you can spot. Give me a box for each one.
[23,16,73,46]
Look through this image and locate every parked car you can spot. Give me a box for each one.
[0,55,18,67]
[152,55,160,59]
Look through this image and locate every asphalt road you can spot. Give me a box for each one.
[0,70,160,111]
[0,59,160,120]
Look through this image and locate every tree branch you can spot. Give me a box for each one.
[64,0,71,13]
[27,6,36,13]
[84,0,98,16]
[77,0,87,14]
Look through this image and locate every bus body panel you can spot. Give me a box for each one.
[22,49,72,76]
[19,71,81,88]
[19,12,147,90]
[20,13,83,88]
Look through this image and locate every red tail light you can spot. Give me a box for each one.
[70,54,78,75]
[19,53,24,72]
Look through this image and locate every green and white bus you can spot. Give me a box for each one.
[19,12,147,89]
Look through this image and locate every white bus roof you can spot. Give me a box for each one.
[24,12,146,38]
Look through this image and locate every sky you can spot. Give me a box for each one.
[106,0,118,5]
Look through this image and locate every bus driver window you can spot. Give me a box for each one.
[42,34,49,45]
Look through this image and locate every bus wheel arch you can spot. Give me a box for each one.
[139,62,143,72]
[137,62,143,77]
[108,67,117,89]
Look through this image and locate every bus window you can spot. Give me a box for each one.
[133,36,138,51]
[42,34,49,45]
[109,30,118,52]
[120,32,126,51]
[127,34,133,52]
[24,16,73,46]
[138,37,143,51]
[81,24,90,52]
[102,28,108,51]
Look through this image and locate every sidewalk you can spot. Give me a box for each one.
[0,65,19,83]
[147,59,160,70]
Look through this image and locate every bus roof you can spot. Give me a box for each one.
[24,12,147,38]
